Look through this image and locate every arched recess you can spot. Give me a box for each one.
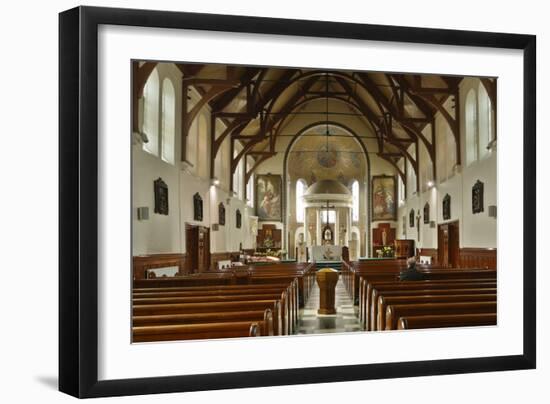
[282,121,372,258]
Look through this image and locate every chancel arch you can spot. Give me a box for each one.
[283,122,371,259]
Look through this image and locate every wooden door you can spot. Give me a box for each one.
[438,221,459,268]
[197,227,210,272]
[186,224,198,273]
[449,221,460,268]
[438,224,449,268]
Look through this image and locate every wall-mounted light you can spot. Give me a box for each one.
[211,177,220,186]
[137,207,149,221]
[427,181,435,189]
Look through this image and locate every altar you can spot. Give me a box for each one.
[310,245,342,262]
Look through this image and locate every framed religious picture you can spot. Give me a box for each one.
[193,192,203,221]
[236,209,242,229]
[372,175,397,221]
[218,202,226,225]
[59,6,535,399]
[443,193,451,220]
[424,202,430,224]
[153,178,168,215]
[472,180,485,214]
[256,174,282,221]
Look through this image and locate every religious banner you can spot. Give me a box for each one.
[256,174,282,221]
[372,175,397,221]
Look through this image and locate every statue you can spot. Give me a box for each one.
[382,228,387,246]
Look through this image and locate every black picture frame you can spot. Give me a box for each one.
[443,194,451,221]
[424,202,430,224]
[219,202,226,226]
[59,6,536,398]
[153,177,168,215]
[236,209,242,229]
[193,192,203,222]
[472,180,485,214]
[409,209,415,228]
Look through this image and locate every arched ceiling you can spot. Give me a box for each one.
[133,61,468,189]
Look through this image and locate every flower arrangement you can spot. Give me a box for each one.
[381,246,394,257]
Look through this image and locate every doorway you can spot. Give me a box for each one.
[437,221,460,268]
[185,224,210,273]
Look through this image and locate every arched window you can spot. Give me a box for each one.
[161,78,175,164]
[478,83,492,160]
[197,114,208,178]
[247,172,254,207]
[465,89,478,166]
[296,179,307,222]
[351,180,359,222]
[186,110,198,170]
[142,69,159,156]
[436,117,457,182]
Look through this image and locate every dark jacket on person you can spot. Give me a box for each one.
[399,262,425,281]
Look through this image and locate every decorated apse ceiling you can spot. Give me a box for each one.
[287,125,366,187]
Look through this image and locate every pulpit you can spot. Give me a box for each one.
[316,268,339,315]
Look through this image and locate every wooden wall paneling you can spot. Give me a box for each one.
[133,253,187,280]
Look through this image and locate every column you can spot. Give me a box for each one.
[334,208,340,246]
[346,208,353,247]
[316,209,322,246]
[303,207,309,246]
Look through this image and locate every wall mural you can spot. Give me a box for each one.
[372,175,397,221]
[288,127,365,186]
[256,174,282,221]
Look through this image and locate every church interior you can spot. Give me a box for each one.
[131,62,497,342]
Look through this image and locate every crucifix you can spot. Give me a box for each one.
[322,200,335,244]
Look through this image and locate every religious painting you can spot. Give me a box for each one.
[153,178,168,215]
[443,193,451,220]
[256,174,282,221]
[409,209,415,227]
[218,203,225,226]
[424,202,430,224]
[193,192,203,222]
[472,180,484,214]
[236,209,242,229]
[372,175,397,221]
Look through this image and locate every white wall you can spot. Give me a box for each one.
[397,78,498,249]
[3,2,547,404]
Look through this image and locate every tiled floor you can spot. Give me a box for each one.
[297,276,361,334]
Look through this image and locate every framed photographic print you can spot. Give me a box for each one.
[372,175,397,221]
[59,5,536,399]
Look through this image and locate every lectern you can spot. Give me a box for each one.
[316,268,339,315]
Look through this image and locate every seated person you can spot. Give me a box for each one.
[399,257,426,281]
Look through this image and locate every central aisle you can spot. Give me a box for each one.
[297,275,361,334]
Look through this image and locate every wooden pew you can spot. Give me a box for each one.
[133,300,282,334]
[133,309,274,336]
[385,301,497,330]
[397,313,497,330]
[376,294,496,330]
[361,275,496,329]
[364,280,496,330]
[133,321,262,342]
[133,289,291,335]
